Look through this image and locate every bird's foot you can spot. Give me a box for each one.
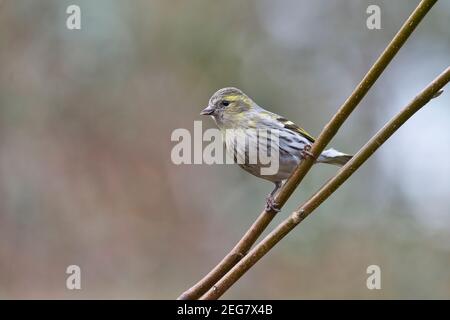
[265,195,280,213]
[301,145,315,160]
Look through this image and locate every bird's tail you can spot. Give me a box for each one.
[317,148,352,166]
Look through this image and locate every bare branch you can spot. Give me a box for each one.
[201,66,450,299]
[177,0,438,300]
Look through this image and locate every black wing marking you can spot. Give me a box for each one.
[277,117,315,143]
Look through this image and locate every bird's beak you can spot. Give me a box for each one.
[200,105,214,116]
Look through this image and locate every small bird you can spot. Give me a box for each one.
[201,87,352,212]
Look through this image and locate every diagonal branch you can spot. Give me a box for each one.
[177,0,438,300]
[201,66,450,299]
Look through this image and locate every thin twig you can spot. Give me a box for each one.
[177,0,438,300]
[201,67,450,299]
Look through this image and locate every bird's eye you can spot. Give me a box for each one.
[221,100,230,107]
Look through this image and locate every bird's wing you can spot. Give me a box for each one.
[276,117,315,143]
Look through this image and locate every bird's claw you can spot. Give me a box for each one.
[301,145,315,160]
[265,195,280,213]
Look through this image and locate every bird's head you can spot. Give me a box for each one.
[201,87,257,128]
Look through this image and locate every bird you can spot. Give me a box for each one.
[200,87,352,212]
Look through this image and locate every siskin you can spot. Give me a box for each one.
[201,87,352,212]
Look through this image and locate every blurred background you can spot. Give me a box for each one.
[0,0,449,299]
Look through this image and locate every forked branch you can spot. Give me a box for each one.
[177,0,438,300]
[201,67,450,299]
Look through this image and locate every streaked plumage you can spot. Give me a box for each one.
[201,87,352,211]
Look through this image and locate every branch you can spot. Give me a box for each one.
[177,0,438,300]
[201,66,450,299]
